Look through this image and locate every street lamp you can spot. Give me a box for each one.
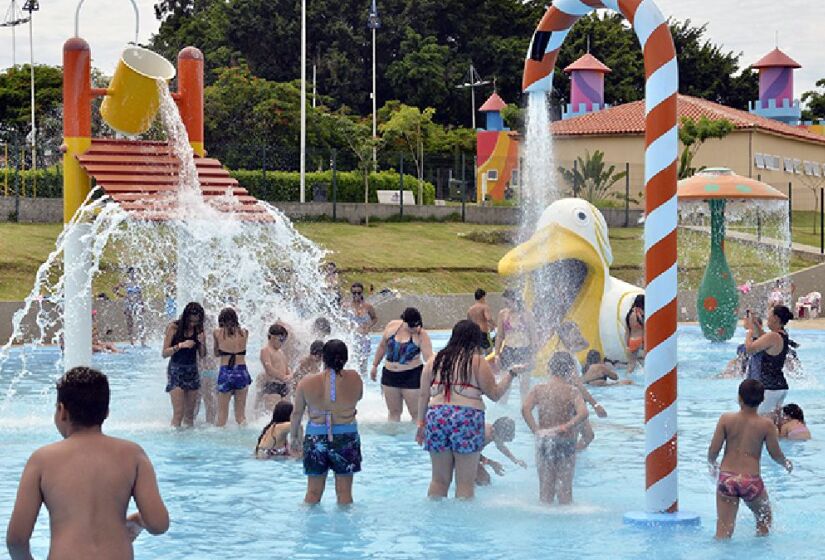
[23,0,38,184]
[455,62,490,130]
[299,0,306,203]
[368,0,380,170]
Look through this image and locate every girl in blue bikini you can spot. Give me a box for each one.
[213,307,252,427]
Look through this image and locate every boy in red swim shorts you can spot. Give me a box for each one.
[707,379,793,539]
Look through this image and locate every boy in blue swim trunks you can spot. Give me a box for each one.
[522,352,589,505]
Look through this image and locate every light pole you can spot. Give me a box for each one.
[368,0,380,170]
[455,62,490,130]
[299,0,306,203]
[23,0,38,185]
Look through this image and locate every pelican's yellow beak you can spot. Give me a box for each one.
[498,224,601,277]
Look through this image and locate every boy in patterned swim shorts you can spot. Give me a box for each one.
[707,379,793,539]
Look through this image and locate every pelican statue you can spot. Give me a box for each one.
[498,198,643,365]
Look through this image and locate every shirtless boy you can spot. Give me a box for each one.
[522,352,589,505]
[468,288,494,354]
[6,367,169,560]
[707,379,793,539]
[476,417,528,485]
[257,323,293,412]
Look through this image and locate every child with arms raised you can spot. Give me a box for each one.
[6,367,168,560]
[707,379,793,539]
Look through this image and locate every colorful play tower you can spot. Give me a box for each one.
[475,92,519,202]
[562,53,611,119]
[748,47,802,125]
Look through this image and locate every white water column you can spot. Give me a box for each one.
[63,223,92,369]
[175,225,200,311]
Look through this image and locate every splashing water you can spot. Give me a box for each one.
[0,82,357,412]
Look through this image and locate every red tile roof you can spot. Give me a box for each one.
[751,48,801,69]
[564,53,611,74]
[550,94,825,145]
[479,92,507,112]
[76,139,273,222]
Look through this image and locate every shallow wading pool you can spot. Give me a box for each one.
[1,326,823,559]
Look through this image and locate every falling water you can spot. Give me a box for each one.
[518,90,558,242]
[0,82,358,411]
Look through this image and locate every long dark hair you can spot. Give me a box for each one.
[218,307,240,336]
[174,302,204,344]
[323,339,348,373]
[783,403,805,424]
[626,294,644,329]
[432,320,482,388]
[255,401,294,453]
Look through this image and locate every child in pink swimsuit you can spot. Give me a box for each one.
[707,379,793,539]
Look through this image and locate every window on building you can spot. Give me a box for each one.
[784,158,794,173]
[510,169,519,186]
[814,164,822,178]
[754,153,765,169]
[793,159,802,174]
[765,155,781,171]
[803,161,813,175]
[486,169,498,181]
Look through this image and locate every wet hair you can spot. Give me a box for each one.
[218,307,241,336]
[255,401,294,453]
[268,323,288,338]
[309,340,325,357]
[401,307,423,328]
[772,305,793,326]
[739,379,764,408]
[585,349,602,370]
[626,294,645,329]
[351,282,364,292]
[432,320,482,389]
[313,317,331,336]
[173,302,204,344]
[56,367,109,426]
[474,288,486,301]
[502,288,523,310]
[492,417,515,442]
[323,339,349,373]
[782,403,805,424]
[547,351,576,379]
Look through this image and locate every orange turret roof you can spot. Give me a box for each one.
[564,53,611,74]
[479,92,507,112]
[751,48,801,69]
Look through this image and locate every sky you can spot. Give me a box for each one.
[0,0,823,101]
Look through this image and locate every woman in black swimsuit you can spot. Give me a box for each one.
[162,302,207,427]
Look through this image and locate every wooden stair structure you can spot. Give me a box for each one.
[75,138,272,222]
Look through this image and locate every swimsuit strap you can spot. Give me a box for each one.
[219,348,246,368]
[324,369,337,442]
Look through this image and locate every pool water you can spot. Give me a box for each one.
[1,326,823,559]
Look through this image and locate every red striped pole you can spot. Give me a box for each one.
[523,0,682,516]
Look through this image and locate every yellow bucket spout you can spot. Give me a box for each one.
[100,46,176,135]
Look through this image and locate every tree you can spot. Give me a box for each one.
[802,79,825,121]
[0,65,63,143]
[558,150,627,204]
[327,112,382,224]
[677,116,735,179]
[379,101,438,203]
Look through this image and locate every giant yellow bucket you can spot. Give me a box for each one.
[100,46,176,135]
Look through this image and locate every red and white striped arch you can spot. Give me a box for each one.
[524,0,679,513]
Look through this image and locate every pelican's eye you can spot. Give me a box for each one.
[573,208,591,226]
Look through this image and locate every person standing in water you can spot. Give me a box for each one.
[708,379,792,539]
[6,367,169,560]
[162,302,207,428]
[113,266,147,346]
[522,352,589,505]
[346,282,377,376]
[214,307,252,427]
[371,308,433,422]
[256,324,293,413]
[625,294,644,373]
[290,340,363,505]
[416,320,519,499]
[468,288,495,355]
[494,289,536,397]
[744,305,793,417]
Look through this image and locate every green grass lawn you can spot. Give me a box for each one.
[0,221,818,300]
